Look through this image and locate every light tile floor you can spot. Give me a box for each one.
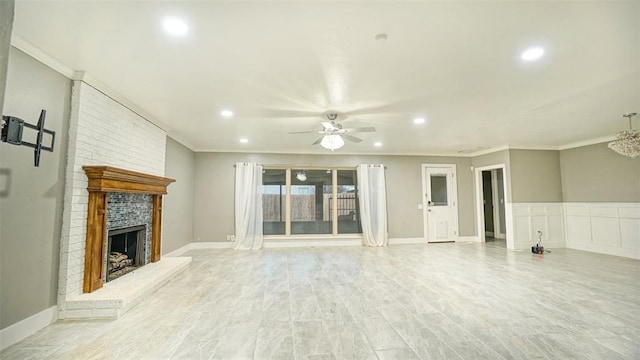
[2,242,639,359]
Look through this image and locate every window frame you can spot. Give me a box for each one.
[263,166,360,237]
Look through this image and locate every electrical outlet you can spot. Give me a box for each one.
[230,235,235,242]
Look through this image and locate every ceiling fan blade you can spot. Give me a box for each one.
[344,127,376,133]
[312,137,324,145]
[343,134,363,143]
[321,121,336,130]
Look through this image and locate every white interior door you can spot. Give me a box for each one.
[423,165,458,242]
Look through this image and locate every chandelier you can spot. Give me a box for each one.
[320,134,344,151]
[608,113,639,158]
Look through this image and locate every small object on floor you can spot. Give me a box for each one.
[532,230,545,254]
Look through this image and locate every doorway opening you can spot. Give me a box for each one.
[482,169,506,240]
[474,164,510,248]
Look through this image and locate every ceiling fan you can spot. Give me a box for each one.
[288,113,376,150]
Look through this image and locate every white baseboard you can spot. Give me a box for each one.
[0,305,58,350]
[514,240,566,250]
[458,236,479,242]
[191,242,234,249]
[164,242,234,256]
[264,237,362,248]
[163,243,194,257]
[388,237,426,245]
[169,237,485,251]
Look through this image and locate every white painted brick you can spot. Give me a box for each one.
[94,300,123,309]
[58,80,166,302]
[65,300,97,310]
[60,309,93,319]
[91,308,118,318]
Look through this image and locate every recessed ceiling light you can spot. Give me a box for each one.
[375,33,387,44]
[374,142,383,147]
[239,138,248,143]
[220,110,233,117]
[521,47,545,61]
[413,117,425,124]
[163,18,188,36]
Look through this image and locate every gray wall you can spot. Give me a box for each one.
[471,149,511,202]
[0,47,71,329]
[509,149,563,202]
[560,142,640,202]
[194,152,475,242]
[162,137,195,254]
[0,0,14,116]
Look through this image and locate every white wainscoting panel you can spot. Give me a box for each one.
[565,203,640,259]
[510,203,565,250]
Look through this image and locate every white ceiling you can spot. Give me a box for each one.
[11,0,640,155]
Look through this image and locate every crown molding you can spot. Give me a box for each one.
[10,37,173,136]
[558,136,614,150]
[467,136,618,157]
[466,145,510,157]
[166,132,197,151]
[72,71,171,133]
[10,35,74,78]
[189,147,475,157]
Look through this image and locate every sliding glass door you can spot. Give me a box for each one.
[262,167,360,236]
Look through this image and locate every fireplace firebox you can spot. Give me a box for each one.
[107,225,146,282]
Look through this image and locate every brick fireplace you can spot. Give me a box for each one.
[57,81,191,320]
[55,166,191,320]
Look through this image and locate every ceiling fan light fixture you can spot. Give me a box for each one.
[608,112,640,158]
[320,134,344,151]
[296,171,307,182]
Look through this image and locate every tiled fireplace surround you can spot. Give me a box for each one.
[105,193,153,281]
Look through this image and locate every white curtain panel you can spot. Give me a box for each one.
[357,164,389,247]
[234,162,264,250]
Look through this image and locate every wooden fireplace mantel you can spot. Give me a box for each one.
[82,166,175,293]
[84,166,175,194]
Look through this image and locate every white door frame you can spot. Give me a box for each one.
[474,164,511,247]
[421,164,459,242]
[491,169,505,239]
